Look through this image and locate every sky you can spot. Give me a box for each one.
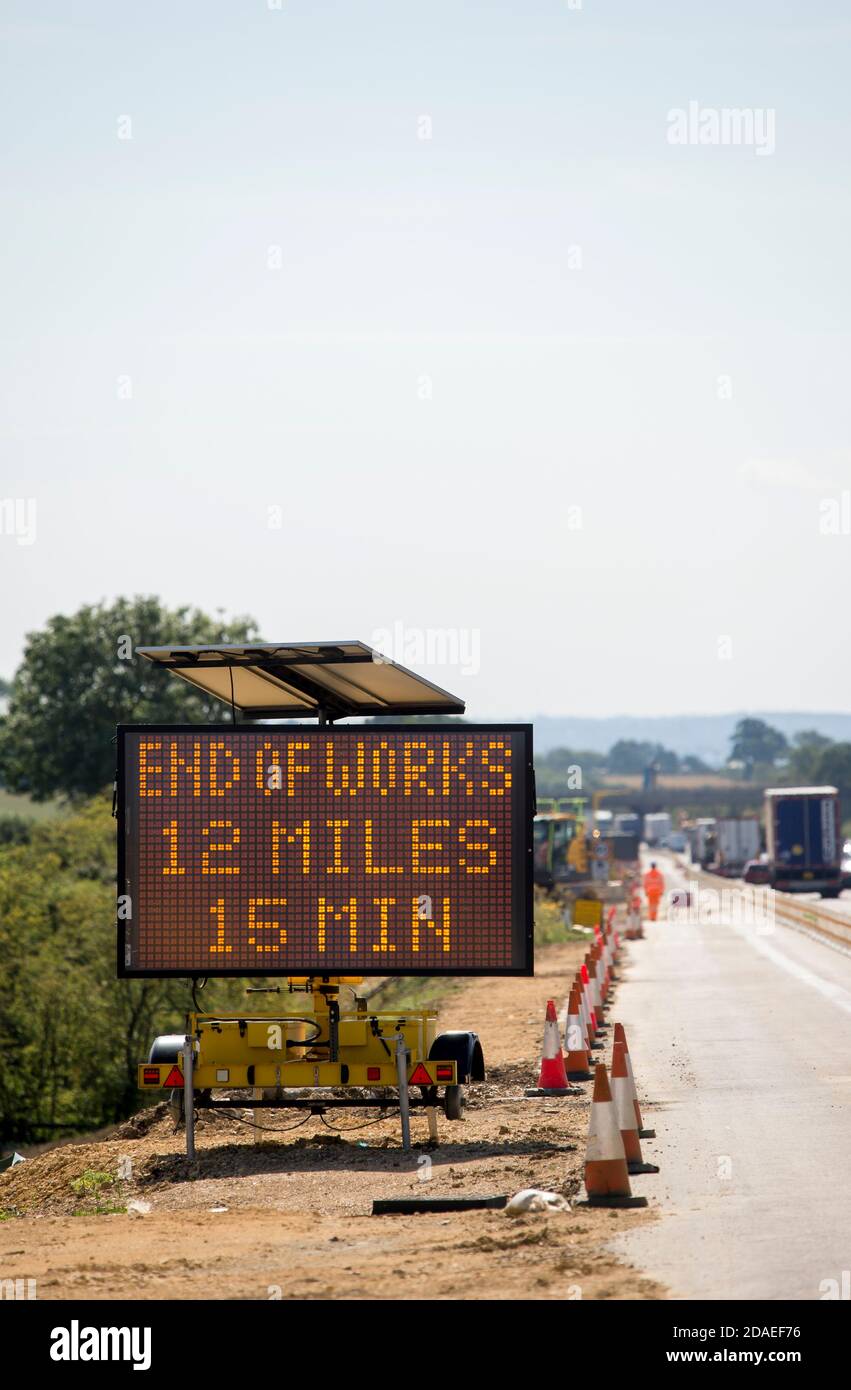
[2,1,850,719]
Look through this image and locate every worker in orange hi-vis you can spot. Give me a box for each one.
[643,861,666,921]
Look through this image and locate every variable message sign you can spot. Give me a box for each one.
[117,724,533,976]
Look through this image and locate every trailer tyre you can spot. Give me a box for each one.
[169,1088,185,1127]
[443,1085,466,1121]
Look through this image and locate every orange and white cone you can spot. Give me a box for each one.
[598,944,611,1006]
[601,932,615,989]
[575,972,594,1050]
[598,939,610,996]
[613,1022,655,1138]
[525,1000,576,1095]
[580,963,600,1037]
[564,986,593,1081]
[612,1041,659,1174]
[608,920,621,967]
[587,954,607,1026]
[583,1063,647,1208]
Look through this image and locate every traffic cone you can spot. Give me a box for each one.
[597,944,610,1006]
[602,931,616,987]
[525,1000,579,1096]
[576,972,601,1056]
[564,986,593,1081]
[595,941,610,1001]
[612,1042,659,1174]
[587,954,607,1026]
[613,1022,655,1138]
[580,962,601,1036]
[574,972,595,1050]
[582,1063,647,1208]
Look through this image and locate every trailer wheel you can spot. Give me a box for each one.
[169,1088,185,1126]
[443,1085,466,1121]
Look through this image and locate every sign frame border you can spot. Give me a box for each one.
[116,722,534,979]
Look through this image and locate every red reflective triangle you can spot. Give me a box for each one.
[164,1065,184,1087]
[408,1063,433,1086]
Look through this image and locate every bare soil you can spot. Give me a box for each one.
[0,940,667,1300]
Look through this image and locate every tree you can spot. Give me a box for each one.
[0,597,260,801]
[729,718,788,769]
[0,794,258,1141]
[793,730,832,750]
[534,746,607,797]
[607,739,679,775]
[792,742,851,807]
[787,730,834,784]
[680,754,711,774]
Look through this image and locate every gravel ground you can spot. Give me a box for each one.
[0,938,667,1300]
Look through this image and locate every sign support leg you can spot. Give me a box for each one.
[184,1033,195,1161]
[395,1033,411,1152]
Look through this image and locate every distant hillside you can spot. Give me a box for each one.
[515,712,851,765]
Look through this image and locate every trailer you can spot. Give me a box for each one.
[643,812,672,846]
[120,641,534,1153]
[711,818,761,877]
[749,786,843,897]
[687,818,716,868]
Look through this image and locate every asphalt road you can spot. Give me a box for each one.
[611,854,851,1300]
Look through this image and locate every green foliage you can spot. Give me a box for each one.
[70,1169,115,1195]
[680,754,710,774]
[786,740,851,806]
[534,746,607,797]
[0,795,262,1143]
[608,739,679,774]
[0,815,32,846]
[533,893,589,945]
[0,597,260,801]
[729,718,788,769]
[786,730,834,784]
[71,1172,125,1215]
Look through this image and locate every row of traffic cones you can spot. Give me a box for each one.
[624,877,645,939]
[527,913,621,1095]
[583,917,659,1203]
[527,906,660,1206]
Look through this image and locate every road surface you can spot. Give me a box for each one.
[612,854,851,1300]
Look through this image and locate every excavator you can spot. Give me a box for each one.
[534,791,639,902]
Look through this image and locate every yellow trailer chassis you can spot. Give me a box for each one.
[138,977,484,1154]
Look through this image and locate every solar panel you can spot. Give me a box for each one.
[136,640,466,719]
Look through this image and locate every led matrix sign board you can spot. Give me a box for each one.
[117,725,533,977]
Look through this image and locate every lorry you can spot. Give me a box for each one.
[687,818,716,868]
[643,812,672,846]
[613,812,641,837]
[745,786,843,897]
[711,817,761,877]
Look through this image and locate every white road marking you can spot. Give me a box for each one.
[731,920,851,1017]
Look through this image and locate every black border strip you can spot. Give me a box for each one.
[116,723,534,980]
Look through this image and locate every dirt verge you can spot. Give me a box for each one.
[0,939,667,1300]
